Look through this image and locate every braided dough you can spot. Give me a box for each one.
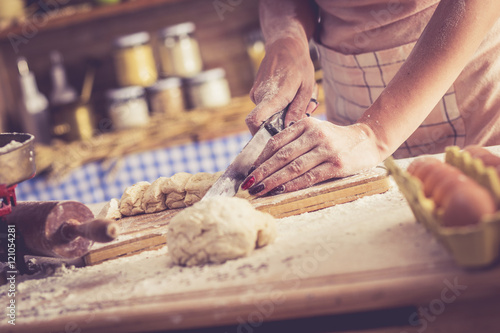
[142,177,169,213]
[119,181,150,216]
[109,171,224,219]
[163,172,192,209]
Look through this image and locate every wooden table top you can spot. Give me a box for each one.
[2,151,500,333]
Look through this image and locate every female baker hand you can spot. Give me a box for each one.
[246,36,318,135]
[240,118,383,197]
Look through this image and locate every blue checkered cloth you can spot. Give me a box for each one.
[16,132,252,204]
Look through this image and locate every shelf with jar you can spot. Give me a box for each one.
[2,2,325,181]
[12,19,242,142]
[106,23,233,131]
[25,20,239,177]
[0,0,187,40]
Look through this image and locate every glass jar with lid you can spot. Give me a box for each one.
[185,68,231,109]
[106,86,150,130]
[146,77,185,117]
[0,0,24,26]
[158,22,203,78]
[113,31,158,87]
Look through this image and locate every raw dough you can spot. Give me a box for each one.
[184,171,223,206]
[115,171,225,217]
[162,172,192,209]
[96,198,122,220]
[141,177,169,213]
[167,197,277,266]
[119,181,150,216]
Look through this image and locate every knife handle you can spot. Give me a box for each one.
[263,107,288,136]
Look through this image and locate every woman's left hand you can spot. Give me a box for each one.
[240,117,382,197]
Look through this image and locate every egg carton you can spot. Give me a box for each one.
[385,146,500,268]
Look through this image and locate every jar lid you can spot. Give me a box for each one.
[114,31,150,48]
[185,68,226,85]
[159,22,196,37]
[147,77,183,92]
[106,86,145,100]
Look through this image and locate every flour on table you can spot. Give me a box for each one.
[0,140,23,153]
[96,198,122,220]
[119,181,150,216]
[167,196,277,266]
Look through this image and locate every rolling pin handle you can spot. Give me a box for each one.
[58,219,119,244]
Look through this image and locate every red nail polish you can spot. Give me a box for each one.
[241,176,255,191]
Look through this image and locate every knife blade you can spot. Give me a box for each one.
[203,107,288,199]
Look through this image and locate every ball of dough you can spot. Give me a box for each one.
[167,197,277,266]
[97,198,122,220]
[142,177,169,213]
[120,181,150,216]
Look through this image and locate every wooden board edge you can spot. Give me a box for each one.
[84,234,166,266]
[256,176,390,218]
[251,168,388,208]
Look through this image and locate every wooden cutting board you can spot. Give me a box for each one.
[83,167,389,266]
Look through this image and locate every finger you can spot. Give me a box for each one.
[256,148,328,196]
[306,98,319,114]
[285,80,314,127]
[240,120,313,192]
[273,162,338,195]
[240,125,310,192]
[246,97,289,135]
[311,83,319,100]
[250,134,318,191]
[252,119,309,168]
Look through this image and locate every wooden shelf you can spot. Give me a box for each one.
[0,0,184,41]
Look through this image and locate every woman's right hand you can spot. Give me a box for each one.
[246,37,317,135]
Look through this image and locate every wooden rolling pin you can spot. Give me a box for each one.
[4,201,119,259]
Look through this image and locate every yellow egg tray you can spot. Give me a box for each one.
[385,146,500,268]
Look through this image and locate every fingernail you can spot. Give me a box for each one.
[306,100,319,114]
[288,121,295,127]
[241,176,255,191]
[249,183,265,195]
[269,185,285,196]
[247,166,256,176]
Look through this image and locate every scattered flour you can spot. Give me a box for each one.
[0,151,478,330]
[0,140,23,154]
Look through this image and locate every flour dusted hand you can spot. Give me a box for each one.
[240,118,381,197]
[167,197,277,266]
[119,181,150,216]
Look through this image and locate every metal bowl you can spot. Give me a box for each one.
[0,133,36,187]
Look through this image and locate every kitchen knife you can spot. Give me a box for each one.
[203,107,288,199]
